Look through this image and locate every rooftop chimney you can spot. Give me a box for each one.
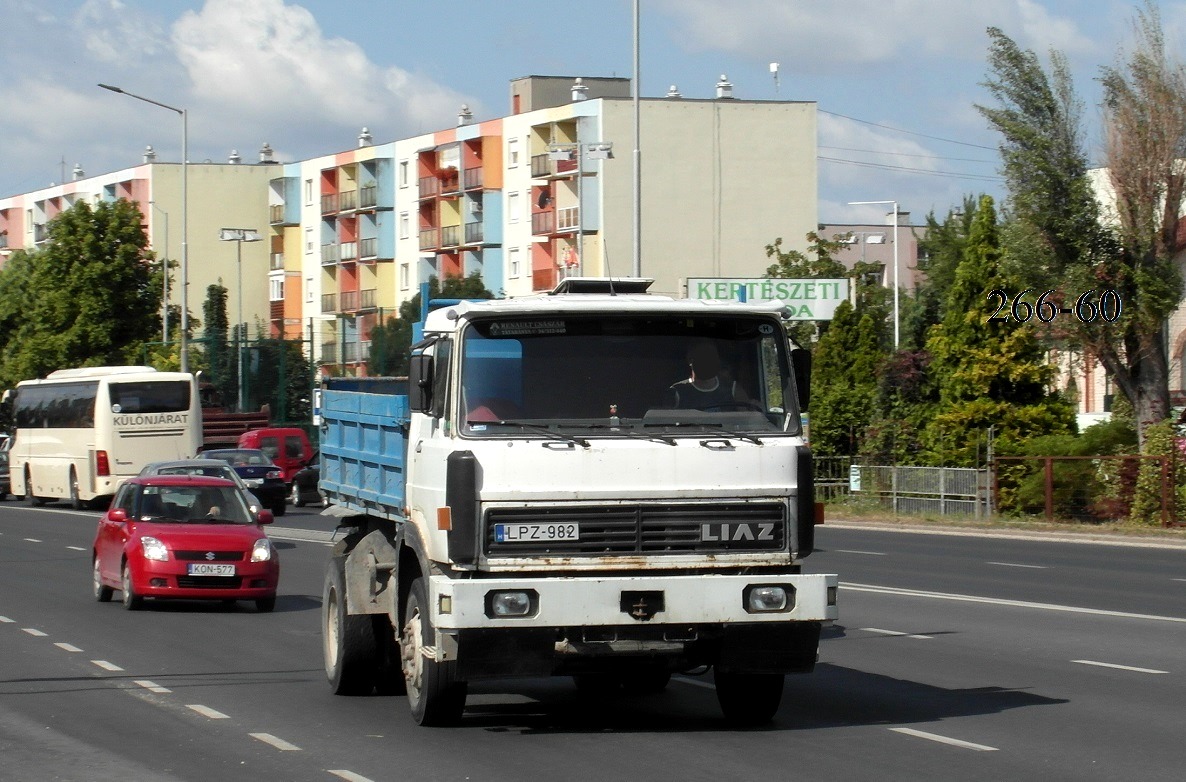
[72,163,85,180]
[259,142,275,163]
[358,127,373,147]
[666,84,682,98]
[143,145,157,163]
[716,74,734,99]
[571,77,588,102]
[457,106,473,126]
[228,149,241,164]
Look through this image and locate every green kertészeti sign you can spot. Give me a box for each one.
[687,278,849,320]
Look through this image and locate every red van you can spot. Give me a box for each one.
[237,427,313,484]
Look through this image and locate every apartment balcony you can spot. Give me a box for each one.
[439,169,460,195]
[359,237,377,260]
[556,206,579,232]
[338,189,358,212]
[531,211,555,236]
[440,224,461,247]
[359,184,378,209]
[464,221,484,244]
[321,193,339,214]
[419,227,439,251]
[463,166,483,190]
[33,223,49,243]
[530,153,576,179]
[269,203,298,225]
[340,290,359,311]
[0,234,8,249]
[320,342,338,364]
[418,176,439,199]
[340,241,358,263]
[321,292,337,313]
[270,252,285,271]
[359,288,376,310]
[320,243,340,266]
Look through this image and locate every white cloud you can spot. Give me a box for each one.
[171,0,476,146]
[77,0,170,64]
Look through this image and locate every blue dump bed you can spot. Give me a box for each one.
[320,379,410,519]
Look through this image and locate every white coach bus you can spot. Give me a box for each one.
[7,366,201,509]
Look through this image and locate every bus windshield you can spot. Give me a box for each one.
[458,314,800,439]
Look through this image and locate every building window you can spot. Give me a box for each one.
[306,277,314,303]
[508,138,520,168]
[509,247,520,278]
[305,227,314,254]
[399,211,410,239]
[270,278,284,301]
[304,179,313,206]
[399,160,408,188]
[508,192,519,223]
[399,262,409,290]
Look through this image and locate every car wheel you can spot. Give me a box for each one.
[120,562,143,611]
[25,468,45,507]
[401,576,467,726]
[290,483,304,507]
[256,596,277,613]
[93,557,113,602]
[323,556,378,695]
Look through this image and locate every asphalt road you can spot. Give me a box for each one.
[2,502,1184,781]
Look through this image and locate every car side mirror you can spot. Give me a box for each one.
[256,508,274,525]
[108,508,129,523]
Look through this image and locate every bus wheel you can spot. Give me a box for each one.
[25,469,45,507]
[70,469,86,511]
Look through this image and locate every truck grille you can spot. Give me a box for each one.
[485,502,786,557]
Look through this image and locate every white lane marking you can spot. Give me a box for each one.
[22,628,48,637]
[891,727,998,751]
[0,616,13,623]
[1173,578,1186,583]
[671,676,716,690]
[862,627,933,640]
[843,582,1186,624]
[250,733,301,751]
[54,642,83,652]
[91,660,124,672]
[24,538,42,543]
[1072,659,1168,675]
[835,549,887,556]
[66,545,86,551]
[329,771,376,782]
[986,561,1048,569]
[134,680,172,694]
[187,705,230,719]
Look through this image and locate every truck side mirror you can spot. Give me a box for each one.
[408,353,433,413]
[791,348,811,412]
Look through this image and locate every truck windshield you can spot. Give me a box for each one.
[458,314,801,438]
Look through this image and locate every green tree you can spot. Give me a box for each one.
[200,284,236,408]
[978,14,1183,445]
[0,199,162,385]
[923,195,1075,465]
[763,231,850,346]
[367,272,494,376]
[809,301,886,457]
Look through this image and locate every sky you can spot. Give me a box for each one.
[1,0,1181,225]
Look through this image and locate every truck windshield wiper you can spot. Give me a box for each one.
[486,419,591,448]
[585,423,677,445]
[643,421,764,445]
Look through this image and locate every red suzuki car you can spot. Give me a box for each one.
[92,475,279,612]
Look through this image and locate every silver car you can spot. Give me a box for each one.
[138,459,265,515]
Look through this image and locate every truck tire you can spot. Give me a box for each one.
[372,615,407,696]
[620,667,671,695]
[714,670,784,726]
[401,576,466,726]
[323,557,378,695]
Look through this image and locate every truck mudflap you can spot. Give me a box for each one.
[429,572,838,632]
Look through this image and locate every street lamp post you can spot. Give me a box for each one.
[219,228,262,412]
[99,84,189,372]
[149,201,169,343]
[547,141,614,276]
[848,200,900,349]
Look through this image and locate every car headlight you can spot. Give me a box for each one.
[141,536,169,562]
[250,538,273,562]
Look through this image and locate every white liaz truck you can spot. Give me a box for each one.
[319,278,838,726]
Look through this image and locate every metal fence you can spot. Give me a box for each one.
[815,457,988,517]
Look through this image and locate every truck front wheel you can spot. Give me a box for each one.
[323,558,378,695]
[714,670,784,726]
[401,576,466,726]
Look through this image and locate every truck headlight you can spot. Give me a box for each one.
[485,589,538,618]
[744,584,792,613]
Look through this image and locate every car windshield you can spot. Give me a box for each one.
[204,450,274,467]
[458,314,800,439]
[135,484,253,524]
